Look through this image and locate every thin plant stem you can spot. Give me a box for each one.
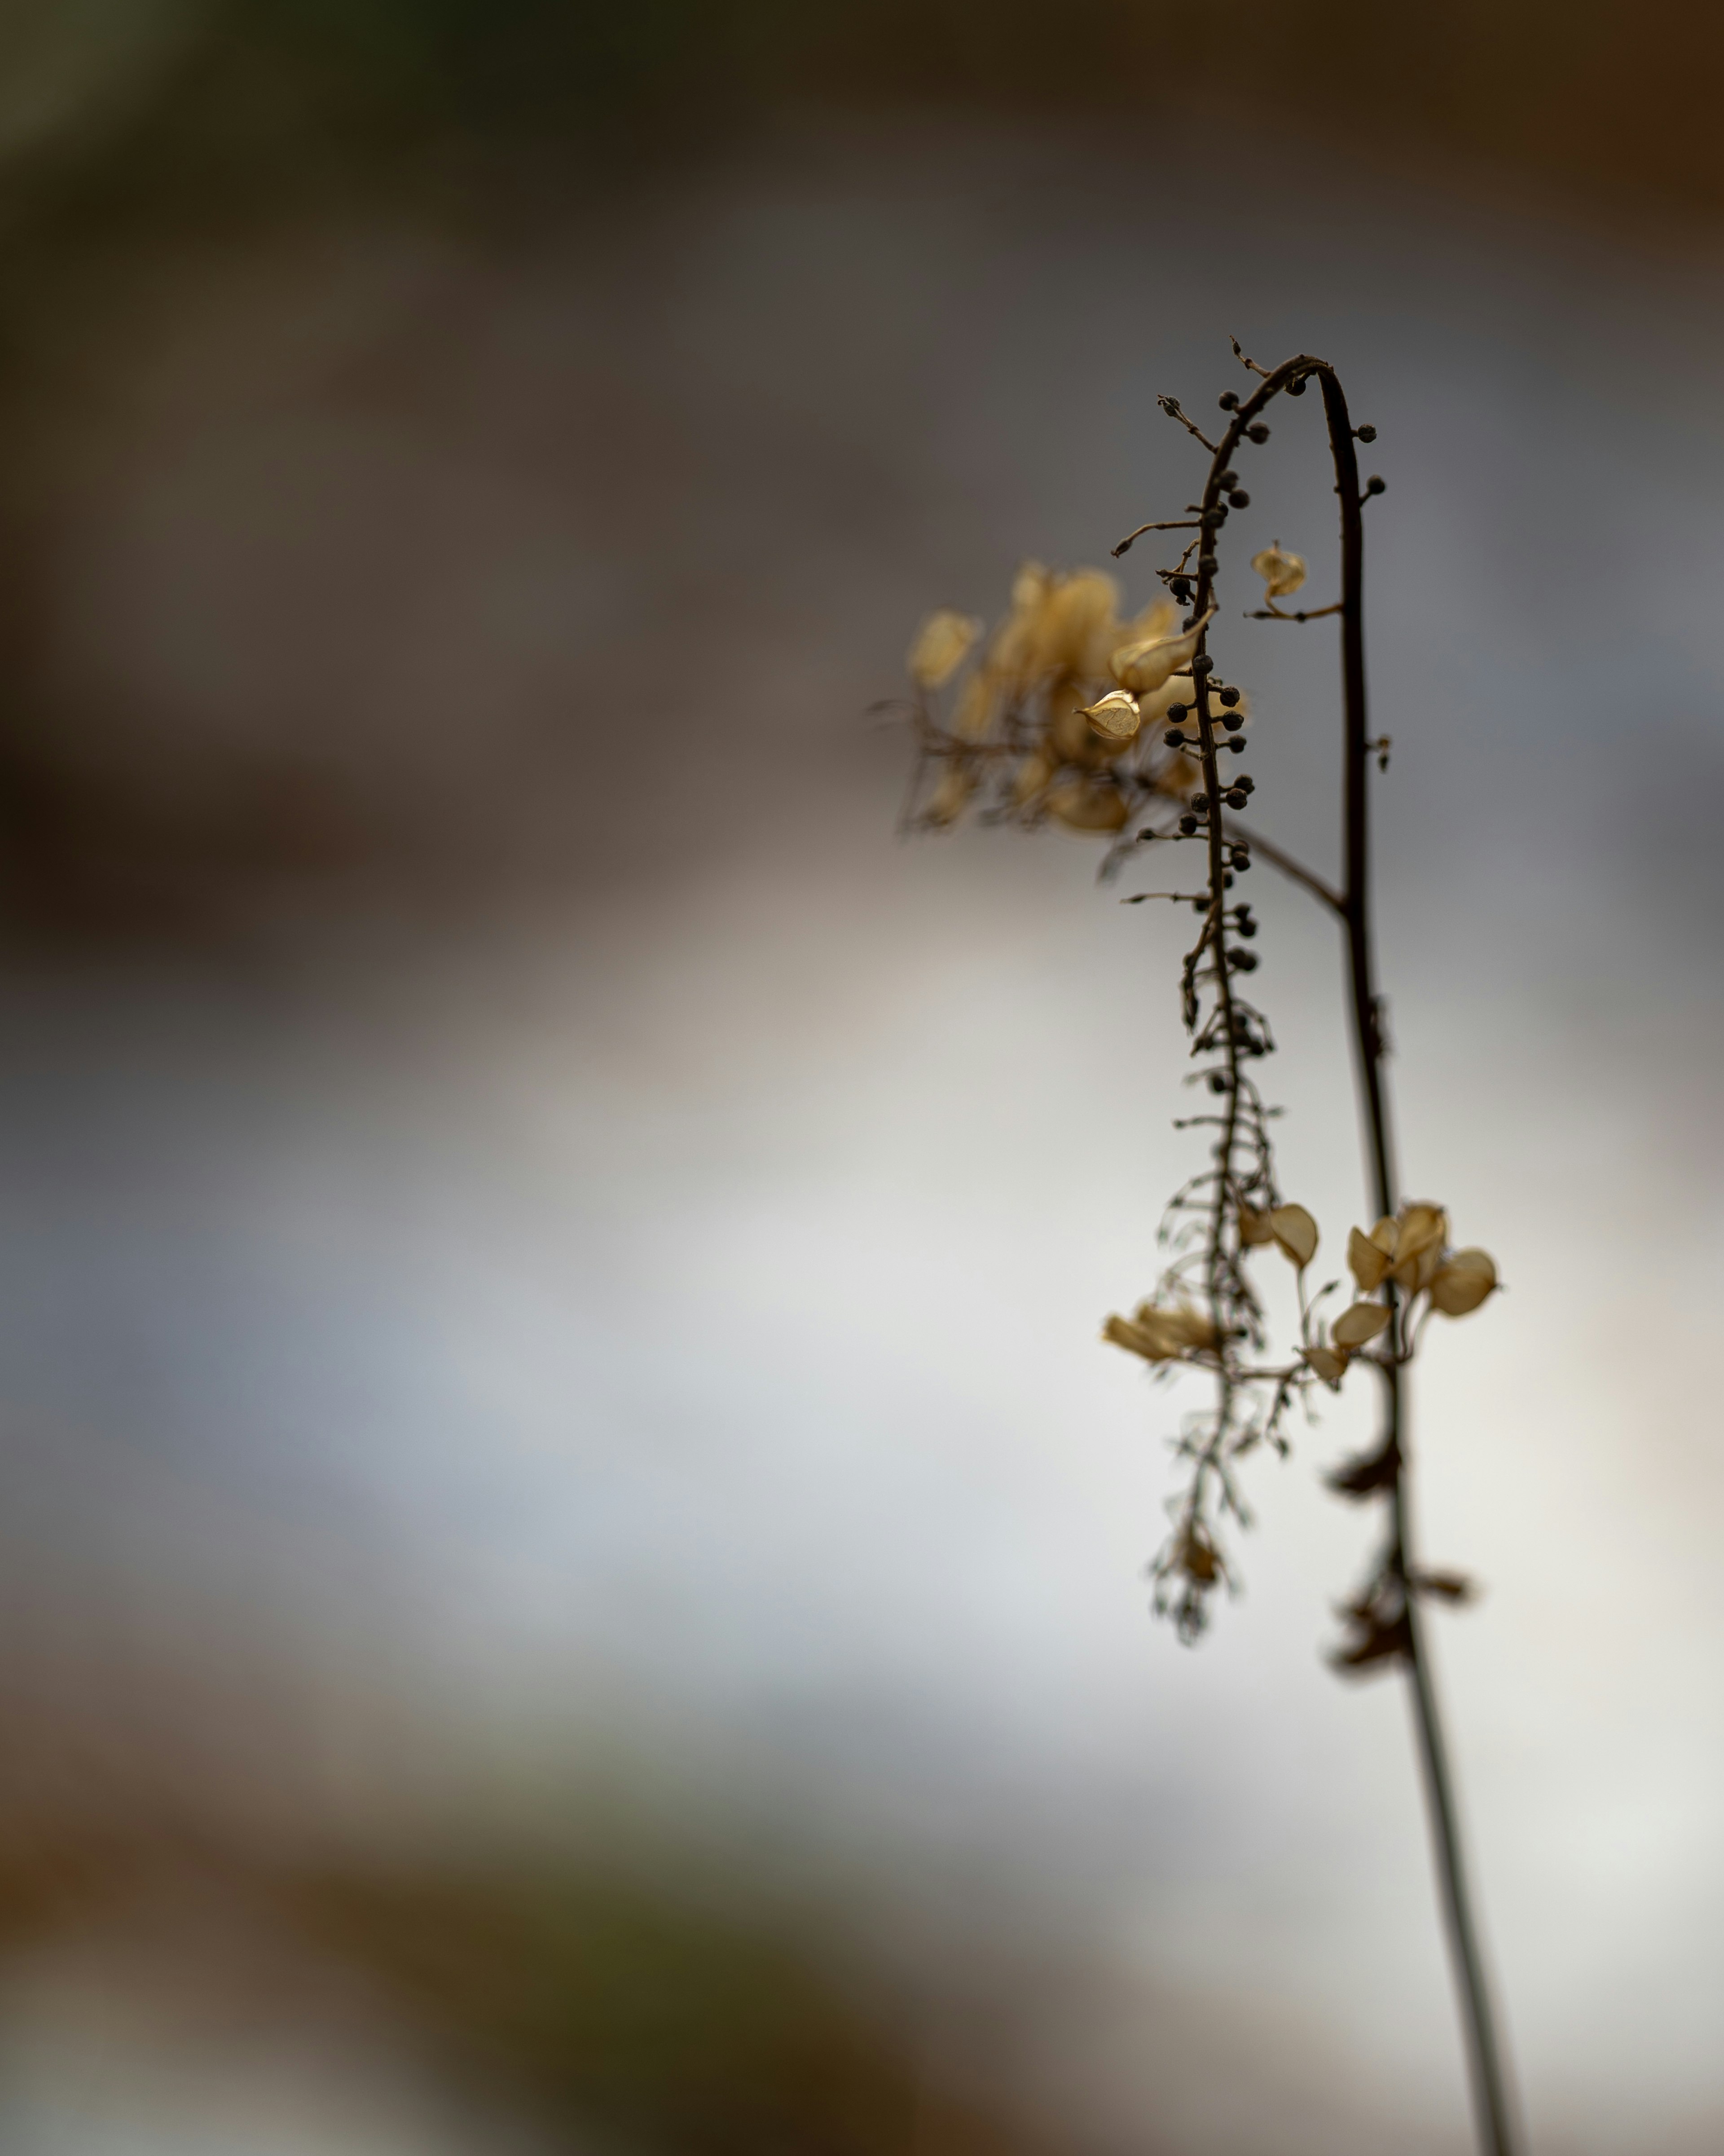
[1317,363,1521,2156]
[1184,356,1518,2156]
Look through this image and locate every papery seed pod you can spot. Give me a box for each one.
[1390,1204,1449,1289]
[1348,1226,1391,1293]
[1110,608,1217,694]
[1237,1204,1276,1247]
[908,609,984,688]
[1332,1301,1392,1349]
[1267,1203,1319,1268]
[1429,1248,1498,1316]
[1035,569,1122,678]
[1080,688,1143,742]
[1250,544,1306,600]
[1305,1345,1350,1387]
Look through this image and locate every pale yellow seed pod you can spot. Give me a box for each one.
[1035,569,1121,678]
[1347,1226,1391,1294]
[1251,544,1307,600]
[1080,688,1143,742]
[908,609,983,689]
[1332,1301,1392,1349]
[1267,1202,1319,1269]
[1305,1345,1350,1387]
[1429,1248,1498,1317]
[1391,1203,1449,1288]
[1108,608,1218,695]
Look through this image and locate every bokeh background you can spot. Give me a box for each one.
[0,2,1720,2150]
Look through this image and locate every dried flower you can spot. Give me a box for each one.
[1250,543,1306,600]
[909,609,984,689]
[1103,1302,1217,1362]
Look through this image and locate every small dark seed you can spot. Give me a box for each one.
[1179,815,1199,835]
[1236,773,1255,791]
[1227,489,1250,508]
[1247,423,1270,443]
[1227,737,1247,754]
[1237,918,1258,939]
[1357,424,1377,443]
[1223,871,1235,888]
[1217,470,1238,488]
[1231,849,1251,871]
[1231,948,1260,970]
[1225,789,1248,809]
[1218,391,1239,410]
[1192,654,1214,675]
[1221,712,1243,733]
[1365,475,1386,495]
[1209,1071,1229,1093]
[1218,686,1240,707]
[1166,703,1187,721]
[1287,377,1306,396]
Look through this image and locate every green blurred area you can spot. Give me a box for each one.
[3,0,1724,230]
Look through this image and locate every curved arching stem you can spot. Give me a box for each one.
[1184,356,1520,2156]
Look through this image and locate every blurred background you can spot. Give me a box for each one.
[0,2,1719,2150]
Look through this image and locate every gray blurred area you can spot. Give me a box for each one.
[0,8,1718,2152]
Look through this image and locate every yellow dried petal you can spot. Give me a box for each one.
[1047,781,1127,833]
[1429,1248,1498,1317]
[1305,1345,1349,1387]
[1332,1301,1392,1349]
[1108,607,1218,695]
[1347,1226,1390,1293]
[923,763,976,826]
[1080,688,1142,741]
[1250,544,1306,600]
[908,609,983,689]
[1267,1202,1319,1269]
[1368,1217,1399,1257]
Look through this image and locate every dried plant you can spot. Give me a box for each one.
[897,348,1519,2156]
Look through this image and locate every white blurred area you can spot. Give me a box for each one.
[0,90,1719,2156]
